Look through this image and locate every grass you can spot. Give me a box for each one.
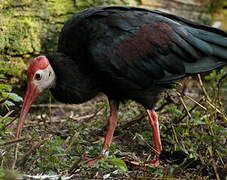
[0,69,226,179]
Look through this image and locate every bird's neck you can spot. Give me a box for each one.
[46,52,100,104]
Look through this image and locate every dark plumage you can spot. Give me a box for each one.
[48,6,227,109]
[18,6,227,165]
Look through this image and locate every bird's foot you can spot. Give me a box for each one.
[84,155,105,166]
[148,154,160,166]
[83,150,109,166]
[124,157,160,169]
[69,153,106,173]
[149,158,160,166]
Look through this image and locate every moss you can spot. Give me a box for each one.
[210,0,227,30]
[0,17,41,55]
[75,0,107,7]
[75,0,139,8]
[208,0,225,12]
[0,55,26,85]
[47,0,76,16]
[0,0,140,58]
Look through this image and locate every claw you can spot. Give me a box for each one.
[149,159,160,166]
[84,155,105,166]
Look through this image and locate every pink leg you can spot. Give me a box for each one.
[102,100,119,151]
[147,110,162,165]
[85,100,118,166]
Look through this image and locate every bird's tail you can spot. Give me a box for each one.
[183,26,227,74]
[153,10,227,74]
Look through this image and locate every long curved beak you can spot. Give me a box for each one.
[16,82,41,138]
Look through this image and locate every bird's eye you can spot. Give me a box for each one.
[35,73,42,81]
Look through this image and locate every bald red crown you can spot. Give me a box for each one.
[28,56,49,80]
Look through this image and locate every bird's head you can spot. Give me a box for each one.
[16,56,56,138]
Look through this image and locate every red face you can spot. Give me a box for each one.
[16,56,51,138]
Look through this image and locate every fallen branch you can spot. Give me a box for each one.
[0,137,26,146]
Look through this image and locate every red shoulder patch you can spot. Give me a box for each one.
[113,22,174,61]
[28,56,49,80]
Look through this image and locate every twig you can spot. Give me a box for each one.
[215,72,227,103]
[177,91,207,111]
[31,104,83,110]
[206,100,222,114]
[23,109,104,127]
[12,143,19,169]
[12,136,29,169]
[0,97,8,105]
[0,110,15,123]
[25,119,68,125]
[82,106,104,123]
[174,98,203,124]
[197,74,211,101]
[217,72,227,88]
[205,99,227,122]
[178,94,192,118]
[216,150,226,168]
[0,116,18,131]
[175,122,227,126]
[197,74,227,121]
[48,92,52,125]
[171,125,179,144]
[70,114,96,122]
[212,160,220,180]
[65,132,80,153]
[0,137,26,146]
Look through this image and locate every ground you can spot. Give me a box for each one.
[0,71,226,179]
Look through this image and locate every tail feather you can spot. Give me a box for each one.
[182,26,227,74]
[176,27,213,56]
[152,9,227,84]
[185,26,227,60]
[189,28,227,48]
[212,44,227,59]
[185,57,226,74]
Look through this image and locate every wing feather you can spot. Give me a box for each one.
[59,6,227,88]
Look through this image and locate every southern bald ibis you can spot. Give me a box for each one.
[17,6,227,165]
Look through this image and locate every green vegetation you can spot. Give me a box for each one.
[0,56,24,111]
[208,0,226,12]
[0,168,21,180]
[0,69,226,179]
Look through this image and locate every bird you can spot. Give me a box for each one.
[16,6,227,166]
